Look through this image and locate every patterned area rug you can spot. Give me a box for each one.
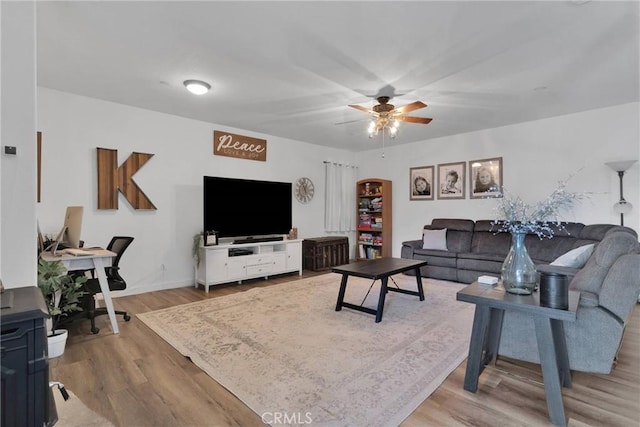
[138,273,475,426]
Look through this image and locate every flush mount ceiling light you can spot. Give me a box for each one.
[183,80,211,95]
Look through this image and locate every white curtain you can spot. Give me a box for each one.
[324,162,357,232]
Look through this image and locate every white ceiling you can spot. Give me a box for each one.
[36,1,639,152]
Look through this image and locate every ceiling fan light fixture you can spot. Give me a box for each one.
[183,79,211,95]
[348,96,430,141]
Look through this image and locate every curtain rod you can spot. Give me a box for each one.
[323,161,358,168]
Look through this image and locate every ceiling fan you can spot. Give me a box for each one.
[348,96,432,138]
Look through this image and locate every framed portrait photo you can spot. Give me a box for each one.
[437,162,465,199]
[469,157,503,199]
[409,166,434,201]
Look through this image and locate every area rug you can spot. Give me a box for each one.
[137,273,475,426]
[54,389,114,427]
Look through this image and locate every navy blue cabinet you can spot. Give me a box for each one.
[1,287,51,427]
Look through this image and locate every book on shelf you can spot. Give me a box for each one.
[358,244,365,258]
[363,246,381,259]
[359,213,372,228]
[370,197,382,210]
[359,233,373,244]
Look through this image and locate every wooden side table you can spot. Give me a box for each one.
[456,282,579,427]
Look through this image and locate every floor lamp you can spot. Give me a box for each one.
[605,160,637,226]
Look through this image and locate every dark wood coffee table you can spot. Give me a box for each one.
[332,258,428,322]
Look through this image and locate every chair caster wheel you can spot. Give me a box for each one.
[124,314,131,321]
[91,327,100,334]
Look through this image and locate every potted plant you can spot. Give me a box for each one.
[37,258,87,358]
[192,232,204,268]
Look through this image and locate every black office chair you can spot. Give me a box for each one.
[84,236,134,334]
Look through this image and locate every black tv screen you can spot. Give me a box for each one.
[203,176,292,238]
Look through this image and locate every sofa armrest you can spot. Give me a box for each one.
[401,240,422,258]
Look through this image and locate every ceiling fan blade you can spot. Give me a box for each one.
[348,104,373,114]
[395,101,427,114]
[398,116,433,124]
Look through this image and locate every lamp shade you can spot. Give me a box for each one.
[614,200,633,215]
[605,160,637,172]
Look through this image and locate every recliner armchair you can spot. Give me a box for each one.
[497,229,640,374]
[84,236,134,334]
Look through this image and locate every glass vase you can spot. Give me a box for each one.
[501,231,537,295]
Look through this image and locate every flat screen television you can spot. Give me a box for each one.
[203,176,292,239]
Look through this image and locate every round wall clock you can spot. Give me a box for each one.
[295,177,315,204]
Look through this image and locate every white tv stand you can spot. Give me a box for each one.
[195,239,303,293]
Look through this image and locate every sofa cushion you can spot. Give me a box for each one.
[597,254,640,322]
[550,244,595,268]
[458,252,504,262]
[579,224,636,241]
[470,222,512,257]
[422,229,448,250]
[457,253,504,275]
[570,231,640,294]
[412,249,457,268]
[426,218,474,253]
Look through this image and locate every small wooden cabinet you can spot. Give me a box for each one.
[196,239,303,292]
[356,178,392,259]
[302,236,349,271]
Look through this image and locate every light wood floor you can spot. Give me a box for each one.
[50,271,640,427]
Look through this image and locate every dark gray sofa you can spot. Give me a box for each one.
[402,218,640,374]
[401,218,632,284]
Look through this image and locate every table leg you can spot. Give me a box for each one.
[375,276,389,323]
[92,257,120,334]
[551,319,572,388]
[414,268,425,301]
[335,274,348,311]
[534,317,567,427]
[485,308,504,366]
[463,305,491,392]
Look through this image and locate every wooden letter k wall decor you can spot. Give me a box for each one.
[97,147,157,210]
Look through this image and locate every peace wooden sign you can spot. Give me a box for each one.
[213,131,267,162]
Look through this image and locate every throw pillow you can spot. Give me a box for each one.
[550,244,595,268]
[422,228,448,251]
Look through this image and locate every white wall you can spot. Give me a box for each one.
[357,102,640,256]
[1,1,38,289]
[36,90,638,294]
[36,88,356,295]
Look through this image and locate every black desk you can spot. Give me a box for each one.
[332,258,428,323]
[456,282,579,427]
